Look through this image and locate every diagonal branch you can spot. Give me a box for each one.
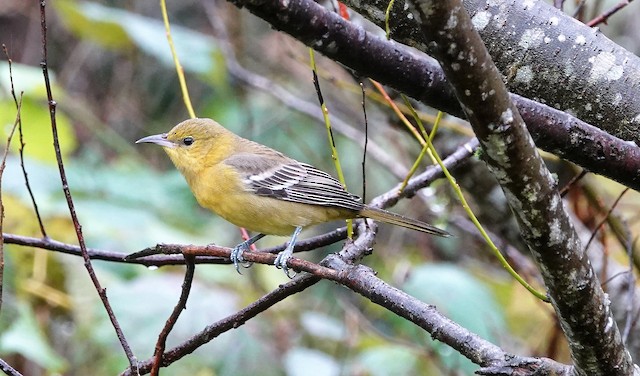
[2,45,48,239]
[0,93,23,316]
[410,0,634,374]
[38,3,138,373]
[150,255,196,376]
[121,274,322,375]
[217,0,640,192]
[345,0,640,145]
[324,256,572,375]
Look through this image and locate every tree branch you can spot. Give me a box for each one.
[219,0,640,192]
[324,256,572,376]
[346,0,640,145]
[409,0,634,374]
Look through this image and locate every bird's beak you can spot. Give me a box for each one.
[135,133,176,148]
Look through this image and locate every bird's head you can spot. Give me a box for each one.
[136,118,235,177]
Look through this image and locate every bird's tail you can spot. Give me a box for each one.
[359,206,451,237]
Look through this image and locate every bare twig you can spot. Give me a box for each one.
[360,82,369,202]
[324,255,572,375]
[622,236,637,343]
[2,45,48,238]
[559,169,588,198]
[0,92,23,315]
[38,3,138,374]
[3,228,347,266]
[121,273,322,375]
[587,0,633,27]
[151,255,196,376]
[583,188,630,254]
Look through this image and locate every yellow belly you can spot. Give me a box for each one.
[187,164,351,235]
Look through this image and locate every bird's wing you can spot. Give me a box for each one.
[224,153,363,211]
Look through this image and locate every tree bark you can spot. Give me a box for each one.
[344,0,640,145]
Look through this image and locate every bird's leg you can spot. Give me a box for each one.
[230,233,266,274]
[274,226,303,278]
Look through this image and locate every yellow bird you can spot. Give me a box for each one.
[137,118,449,276]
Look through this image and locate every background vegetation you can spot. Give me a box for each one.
[1,0,639,375]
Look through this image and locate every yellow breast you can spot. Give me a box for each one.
[186,163,349,235]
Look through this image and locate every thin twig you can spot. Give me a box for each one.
[622,236,637,343]
[559,169,588,198]
[583,188,630,254]
[159,0,195,118]
[121,273,322,375]
[1,45,48,238]
[151,255,196,376]
[38,3,138,374]
[0,93,23,315]
[573,0,588,20]
[587,0,632,27]
[360,82,368,202]
[309,49,352,238]
[3,228,347,266]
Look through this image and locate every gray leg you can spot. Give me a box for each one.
[274,226,303,278]
[230,233,266,274]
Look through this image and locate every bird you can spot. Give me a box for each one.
[137,118,450,277]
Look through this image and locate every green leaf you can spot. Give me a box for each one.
[54,1,220,74]
[0,98,77,163]
[55,0,131,49]
[0,62,52,98]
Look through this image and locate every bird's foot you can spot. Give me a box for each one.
[274,226,302,278]
[274,244,296,279]
[229,233,266,274]
[230,242,253,274]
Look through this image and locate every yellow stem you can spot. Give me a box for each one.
[309,49,353,237]
[403,103,549,302]
[160,0,196,119]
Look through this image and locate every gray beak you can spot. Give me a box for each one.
[135,133,176,148]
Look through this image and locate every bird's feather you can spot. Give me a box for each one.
[224,153,363,211]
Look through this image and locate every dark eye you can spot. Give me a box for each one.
[183,136,194,146]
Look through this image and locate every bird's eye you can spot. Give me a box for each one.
[183,136,194,146]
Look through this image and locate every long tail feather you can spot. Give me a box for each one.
[359,206,451,237]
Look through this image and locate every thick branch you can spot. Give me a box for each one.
[324,256,572,375]
[221,0,640,191]
[410,0,634,374]
[345,0,640,145]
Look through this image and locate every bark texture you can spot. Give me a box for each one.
[344,0,640,144]
[410,0,635,374]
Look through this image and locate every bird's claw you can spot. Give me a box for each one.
[274,247,296,279]
[230,243,253,274]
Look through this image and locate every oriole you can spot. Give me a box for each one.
[137,118,450,276]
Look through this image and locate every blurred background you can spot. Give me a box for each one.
[1,0,639,375]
